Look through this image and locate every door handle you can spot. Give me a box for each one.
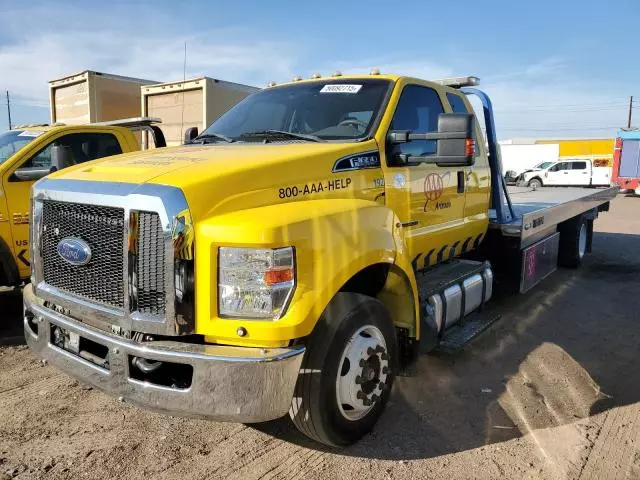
[457,171,465,193]
[563,172,569,174]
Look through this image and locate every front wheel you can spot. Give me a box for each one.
[289,293,397,447]
[528,178,543,189]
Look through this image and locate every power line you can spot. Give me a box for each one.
[500,126,621,132]
[1,101,48,108]
[498,119,628,125]
[495,104,629,113]
[496,107,629,114]
[491,101,630,110]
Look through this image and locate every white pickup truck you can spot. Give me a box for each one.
[517,158,611,188]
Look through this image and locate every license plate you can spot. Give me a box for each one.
[66,331,80,353]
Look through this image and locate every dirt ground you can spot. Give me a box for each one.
[1,194,639,480]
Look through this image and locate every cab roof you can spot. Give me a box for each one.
[12,124,58,132]
[11,124,124,135]
[12,117,162,134]
[270,74,479,91]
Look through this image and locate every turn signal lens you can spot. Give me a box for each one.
[264,268,294,285]
[465,138,475,157]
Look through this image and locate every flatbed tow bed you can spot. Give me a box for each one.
[493,186,618,248]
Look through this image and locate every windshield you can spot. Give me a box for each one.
[200,79,392,142]
[0,130,40,164]
[533,161,554,169]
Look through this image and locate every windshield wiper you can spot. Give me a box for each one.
[239,130,324,143]
[191,132,235,144]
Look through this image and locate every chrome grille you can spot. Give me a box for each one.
[134,212,166,315]
[41,200,125,308]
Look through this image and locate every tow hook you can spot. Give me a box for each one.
[131,356,163,373]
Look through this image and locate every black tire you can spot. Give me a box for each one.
[528,177,543,189]
[558,214,589,268]
[289,293,397,447]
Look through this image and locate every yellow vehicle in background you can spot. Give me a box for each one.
[0,118,165,286]
[23,73,616,447]
[536,138,614,157]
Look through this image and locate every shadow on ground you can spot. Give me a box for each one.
[2,232,638,462]
[255,231,640,460]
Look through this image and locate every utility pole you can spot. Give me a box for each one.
[628,95,633,129]
[5,90,12,130]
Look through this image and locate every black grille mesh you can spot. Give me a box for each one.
[135,212,166,315]
[42,201,125,308]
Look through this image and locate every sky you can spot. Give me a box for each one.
[0,0,638,139]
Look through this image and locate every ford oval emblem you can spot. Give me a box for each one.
[57,237,92,266]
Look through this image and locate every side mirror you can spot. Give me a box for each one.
[434,113,475,166]
[50,145,74,172]
[150,126,167,148]
[184,127,198,144]
[10,168,50,182]
[388,113,476,167]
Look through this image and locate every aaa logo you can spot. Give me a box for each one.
[423,172,451,212]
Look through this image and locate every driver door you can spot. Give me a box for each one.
[2,131,123,277]
[1,138,57,277]
[383,83,467,269]
[545,162,568,185]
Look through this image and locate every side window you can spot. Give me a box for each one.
[20,133,122,170]
[446,93,468,113]
[25,143,53,169]
[572,161,587,170]
[550,162,569,172]
[388,85,444,164]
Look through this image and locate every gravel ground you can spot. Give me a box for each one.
[0,194,638,480]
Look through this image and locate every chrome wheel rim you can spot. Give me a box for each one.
[336,325,389,421]
[578,223,587,258]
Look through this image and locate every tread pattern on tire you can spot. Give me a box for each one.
[289,293,396,447]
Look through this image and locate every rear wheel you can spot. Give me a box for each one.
[528,178,543,189]
[558,214,590,268]
[289,293,397,447]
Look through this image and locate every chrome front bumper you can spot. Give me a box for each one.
[23,284,305,423]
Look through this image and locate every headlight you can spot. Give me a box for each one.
[218,247,295,319]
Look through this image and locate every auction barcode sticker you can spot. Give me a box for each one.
[320,84,362,94]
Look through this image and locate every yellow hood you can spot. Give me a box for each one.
[51,141,380,221]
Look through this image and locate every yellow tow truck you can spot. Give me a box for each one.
[23,73,616,446]
[0,118,165,286]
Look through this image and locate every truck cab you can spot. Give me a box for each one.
[0,119,165,286]
[22,73,615,447]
